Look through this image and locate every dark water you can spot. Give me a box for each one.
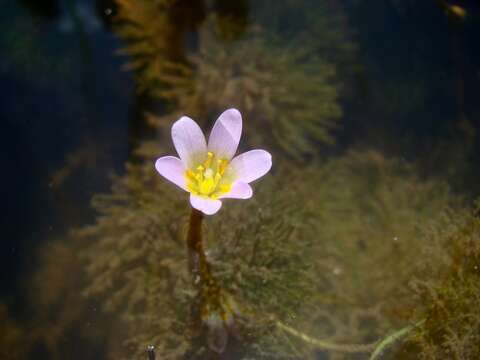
[2,0,480,359]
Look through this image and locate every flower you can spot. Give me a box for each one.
[155,109,272,215]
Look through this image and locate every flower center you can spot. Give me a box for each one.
[185,152,232,199]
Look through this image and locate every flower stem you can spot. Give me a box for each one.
[186,208,239,354]
[187,208,208,277]
[187,208,203,253]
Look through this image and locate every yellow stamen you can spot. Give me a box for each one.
[205,152,214,168]
[185,152,232,198]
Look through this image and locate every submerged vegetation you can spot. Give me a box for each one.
[395,208,480,359]
[77,157,319,358]
[9,122,479,359]
[115,0,357,160]
[150,29,342,159]
[19,147,471,359]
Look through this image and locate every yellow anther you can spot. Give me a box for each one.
[204,152,214,168]
[184,152,233,198]
[186,169,196,180]
[218,159,228,175]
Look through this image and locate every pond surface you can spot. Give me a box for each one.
[2,1,480,359]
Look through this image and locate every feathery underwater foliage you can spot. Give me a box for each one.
[290,150,456,360]
[78,157,319,359]
[249,0,359,81]
[114,0,357,159]
[72,147,457,359]
[152,29,341,159]
[394,207,480,359]
[114,0,205,94]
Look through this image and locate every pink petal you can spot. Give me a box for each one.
[219,181,252,199]
[228,149,272,184]
[172,116,207,169]
[207,108,242,160]
[155,156,187,190]
[190,194,222,215]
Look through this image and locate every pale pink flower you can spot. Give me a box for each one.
[155,109,272,215]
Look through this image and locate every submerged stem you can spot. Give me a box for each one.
[275,317,424,357]
[369,320,425,360]
[187,208,204,253]
[275,319,376,353]
[186,208,239,354]
[187,208,207,277]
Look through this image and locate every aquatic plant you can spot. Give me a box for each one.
[71,146,458,359]
[114,0,205,93]
[249,0,360,83]
[155,109,272,215]
[114,0,351,159]
[78,157,318,358]
[149,24,342,160]
[20,122,474,360]
[9,137,463,360]
[252,150,456,360]
[393,206,480,359]
[154,108,271,352]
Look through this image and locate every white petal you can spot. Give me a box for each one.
[172,116,207,168]
[208,108,242,160]
[219,181,252,199]
[155,156,187,191]
[228,149,272,183]
[190,194,222,215]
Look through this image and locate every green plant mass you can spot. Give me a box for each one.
[77,158,321,358]
[67,148,457,359]
[395,207,480,359]
[153,29,342,160]
[114,0,358,160]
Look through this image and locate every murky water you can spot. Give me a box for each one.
[2,1,480,359]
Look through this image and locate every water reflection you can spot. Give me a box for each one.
[2,0,480,359]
